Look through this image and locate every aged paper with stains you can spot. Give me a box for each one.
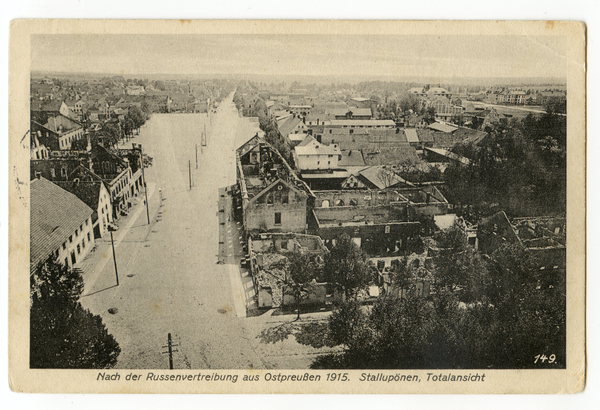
[9,20,586,394]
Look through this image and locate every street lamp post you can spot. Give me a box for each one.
[108,224,119,286]
[134,143,151,225]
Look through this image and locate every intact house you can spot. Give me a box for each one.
[31,100,74,122]
[332,107,372,120]
[476,108,506,130]
[236,134,315,235]
[293,135,342,171]
[276,114,308,147]
[30,176,95,272]
[287,104,312,116]
[55,179,113,239]
[31,114,85,151]
[427,97,465,120]
[322,119,396,137]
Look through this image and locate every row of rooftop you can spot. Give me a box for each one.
[232,130,566,309]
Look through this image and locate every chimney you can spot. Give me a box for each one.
[35,171,42,179]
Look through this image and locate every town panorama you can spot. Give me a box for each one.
[29,72,567,370]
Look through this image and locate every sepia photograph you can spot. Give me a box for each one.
[8,19,586,395]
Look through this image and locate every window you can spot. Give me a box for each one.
[62,242,66,250]
[281,241,287,250]
[80,224,83,232]
[87,232,91,241]
[50,168,55,178]
[274,212,281,225]
[385,225,391,234]
[85,219,88,226]
[69,235,73,243]
[282,192,288,204]
[349,129,354,134]
[77,244,81,254]
[82,239,85,249]
[266,193,273,205]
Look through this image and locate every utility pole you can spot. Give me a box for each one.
[161,333,178,370]
[195,144,198,169]
[108,228,119,286]
[137,144,150,225]
[189,160,192,190]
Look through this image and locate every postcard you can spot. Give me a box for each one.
[9,19,586,393]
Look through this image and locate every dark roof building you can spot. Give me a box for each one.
[30,176,95,272]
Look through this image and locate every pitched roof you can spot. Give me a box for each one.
[425,147,471,165]
[294,136,340,156]
[31,100,63,112]
[363,147,420,166]
[332,108,372,117]
[248,177,308,205]
[405,128,419,143]
[452,127,489,146]
[30,177,93,269]
[277,116,304,137]
[431,132,465,149]
[329,119,396,127]
[43,114,82,133]
[428,122,458,133]
[54,180,104,215]
[358,166,414,189]
[369,128,409,144]
[416,128,435,142]
[338,150,366,167]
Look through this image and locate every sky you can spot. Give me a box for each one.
[31,34,568,80]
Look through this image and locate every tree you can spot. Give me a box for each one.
[30,258,120,368]
[122,118,135,140]
[422,107,436,124]
[128,106,146,132]
[285,252,319,320]
[102,122,121,148]
[323,234,372,300]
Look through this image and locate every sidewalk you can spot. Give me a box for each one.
[217,186,258,316]
[77,182,157,296]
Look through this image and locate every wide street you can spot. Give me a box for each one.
[79,93,338,369]
[80,93,269,369]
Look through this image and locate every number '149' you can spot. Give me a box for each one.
[534,354,556,364]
